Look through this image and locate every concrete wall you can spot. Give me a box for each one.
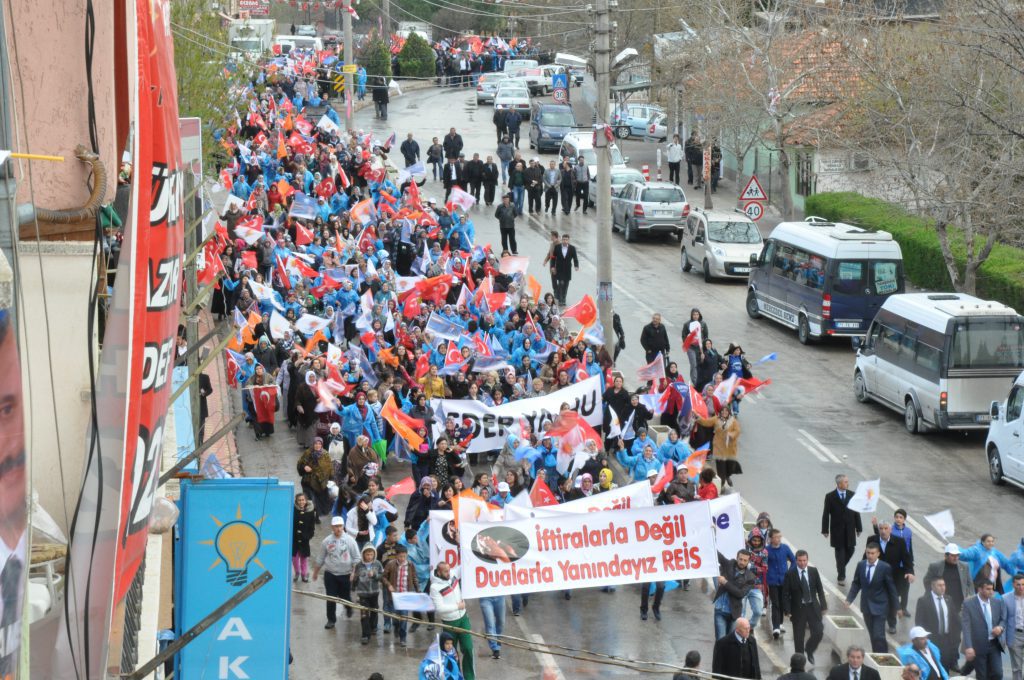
[813,149,918,207]
[4,0,118,217]
[17,242,97,536]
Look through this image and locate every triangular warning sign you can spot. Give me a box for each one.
[740,175,768,201]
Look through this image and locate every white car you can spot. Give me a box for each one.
[476,72,508,104]
[646,112,668,142]
[494,85,532,119]
[588,167,645,207]
[680,208,764,281]
[558,132,628,183]
[986,370,1024,490]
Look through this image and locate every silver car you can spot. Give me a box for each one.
[588,167,646,207]
[493,85,532,119]
[476,72,509,104]
[611,181,690,242]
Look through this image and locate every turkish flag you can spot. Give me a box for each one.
[415,354,430,379]
[418,276,450,306]
[562,294,598,327]
[240,251,257,270]
[682,325,701,352]
[402,296,422,319]
[295,222,314,246]
[252,386,278,424]
[385,476,416,500]
[198,239,225,286]
[650,461,675,494]
[529,478,559,507]
[444,340,463,366]
[315,178,336,199]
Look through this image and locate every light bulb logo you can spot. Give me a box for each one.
[199,503,277,587]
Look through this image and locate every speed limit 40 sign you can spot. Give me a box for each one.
[743,201,764,221]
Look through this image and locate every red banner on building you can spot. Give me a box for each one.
[111,0,185,604]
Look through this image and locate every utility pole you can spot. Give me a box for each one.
[594,0,615,350]
[343,0,354,130]
[382,0,391,37]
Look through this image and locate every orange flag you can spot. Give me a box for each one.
[381,394,425,450]
[277,131,288,159]
[526,274,542,302]
[304,330,328,356]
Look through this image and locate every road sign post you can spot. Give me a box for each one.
[743,201,765,221]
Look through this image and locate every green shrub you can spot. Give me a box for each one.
[396,33,435,79]
[804,192,1024,312]
[362,38,392,82]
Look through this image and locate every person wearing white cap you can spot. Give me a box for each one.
[897,627,950,680]
[493,481,514,507]
[312,516,361,628]
[923,543,974,615]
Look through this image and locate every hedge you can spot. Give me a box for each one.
[397,33,436,79]
[804,192,1024,313]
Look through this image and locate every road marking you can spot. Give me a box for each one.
[512,608,567,679]
[798,429,842,464]
[876,494,948,553]
[523,211,674,327]
[797,436,830,463]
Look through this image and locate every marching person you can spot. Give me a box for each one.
[712,617,761,680]
[429,561,476,679]
[494,193,518,255]
[897,627,950,680]
[312,516,361,629]
[826,646,881,680]
[845,542,899,653]
[782,549,827,665]
[871,519,915,634]
[961,579,1007,680]
[914,576,962,672]
[549,233,579,307]
[822,474,863,585]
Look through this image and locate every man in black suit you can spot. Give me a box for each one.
[549,233,579,306]
[960,579,1007,680]
[846,543,899,653]
[826,645,882,680]
[923,545,973,616]
[464,152,484,202]
[871,520,915,634]
[441,157,465,201]
[481,155,500,206]
[821,474,863,585]
[712,617,761,679]
[782,549,828,665]
[442,127,463,160]
[780,653,818,680]
[915,577,961,672]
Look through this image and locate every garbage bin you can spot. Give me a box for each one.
[649,425,671,447]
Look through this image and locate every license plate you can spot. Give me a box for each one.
[733,267,750,274]
[976,414,992,423]
[656,210,674,217]
[836,322,860,329]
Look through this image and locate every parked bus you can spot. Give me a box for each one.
[746,217,904,344]
[854,293,1024,433]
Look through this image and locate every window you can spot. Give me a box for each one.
[773,243,795,277]
[707,221,762,244]
[796,151,815,197]
[950,318,1024,369]
[641,188,686,203]
[830,260,904,296]
[915,342,941,374]
[1008,386,1024,421]
[879,324,903,357]
[865,322,882,351]
[760,241,776,267]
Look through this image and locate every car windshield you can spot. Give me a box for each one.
[482,74,506,83]
[708,221,761,244]
[829,259,903,296]
[574,146,623,166]
[950,317,1024,369]
[499,89,529,99]
[611,171,644,185]
[540,111,575,127]
[642,188,685,203]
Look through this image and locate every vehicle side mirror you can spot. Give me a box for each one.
[990,400,1000,420]
[851,336,862,351]
[749,253,759,266]
[694,235,704,244]
[623,156,630,164]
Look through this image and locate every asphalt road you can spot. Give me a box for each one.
[242,80,1024,679]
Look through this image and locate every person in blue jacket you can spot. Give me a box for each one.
[1006,537,1024,592]
[897,627,949,680]
[418,631,463,680]
[617,441,663,483]
[630,428,657,457]
[657,429,692,464]
[957,533,1012,591]
[448,212,476,251]
[765,528,796,638]
[337,391,382,447]
[533,435,558,481]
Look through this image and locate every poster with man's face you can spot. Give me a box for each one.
[0,310,27,680]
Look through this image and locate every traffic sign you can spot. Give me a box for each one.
[342,64,358,74]
[740,175,768,202]
[333,73,345,93]
[743,201,765,221]
[552,87,568,103]
[552,73,568,91]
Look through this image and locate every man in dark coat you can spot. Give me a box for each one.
[870,520,915,633]
[441,157,465,201]
[779,654,817,680]
[640,313,671,364]
[494,193,518,254]
[505,109,523,149]
[442,127,464,160]
[492,106,508,143]
[915,577,961,671]
[399,133,420,167]
[371,80,389,120]
[826,646,881,680]
[465,152,484,201]
[845,543,900,653]
[712,617,761,679]
[481,155,500,206]
[782,550,828,665]
[821,474,863,585]
[549,233,579,306]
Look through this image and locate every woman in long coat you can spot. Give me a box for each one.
[695,407,742,487]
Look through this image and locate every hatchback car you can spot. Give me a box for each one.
[611,181,689,242]
[610,103,666,139]
[680,208,764,281]
[494,84,531,119]
[476,72,509,104]
[588,167,645,207]
[646,113,668,142]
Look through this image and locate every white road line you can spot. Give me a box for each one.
[797,436,830,463]
[798,429,843,464]
[876,494,948,553]
[514,610,568,679]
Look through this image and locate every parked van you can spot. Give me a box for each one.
[986,369,1024,489]
[746,217,904,344]
[854,293,1024,433]
[529,103,576,152]
[273,35,323,54]
[503,58,539,73]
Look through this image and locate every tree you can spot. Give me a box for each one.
[362,38,393,84]
[827,7,1024,293]
[397,32,436,79]
[171,0,257,175]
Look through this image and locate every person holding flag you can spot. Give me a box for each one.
[696,406,743,487]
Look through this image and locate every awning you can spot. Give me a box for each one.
[554,52,587,68]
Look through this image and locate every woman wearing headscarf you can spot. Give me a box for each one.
[245,364,278,440]
[296,437,334,518]
[597,467,618,492]
[295,370,320,448]
[695,407,742,487]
